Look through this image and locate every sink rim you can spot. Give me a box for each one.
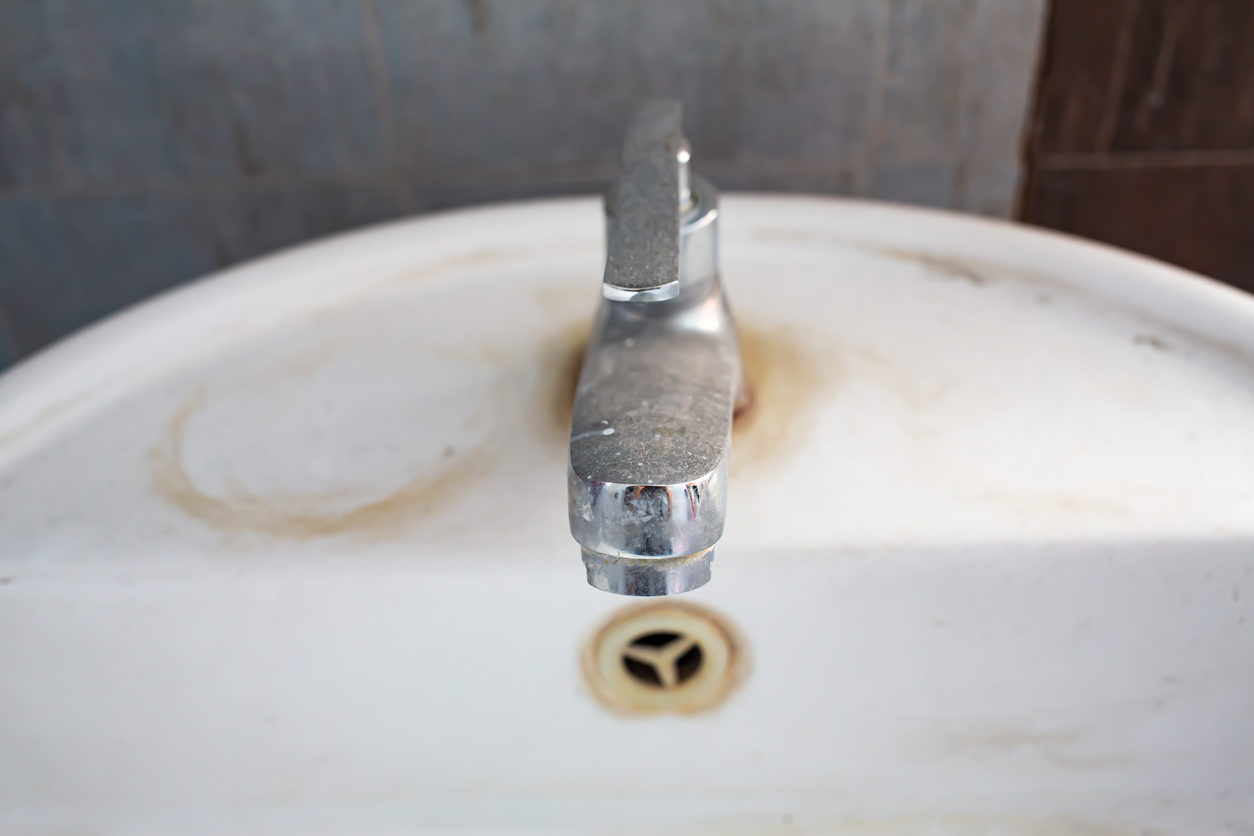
[2,193,1253,470]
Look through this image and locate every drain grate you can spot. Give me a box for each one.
[583,602,746,714]
[622,631,704,688]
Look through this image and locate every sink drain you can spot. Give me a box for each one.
[582,602,746,714]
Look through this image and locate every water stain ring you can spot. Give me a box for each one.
[582,601,747,715]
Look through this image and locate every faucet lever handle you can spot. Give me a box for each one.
[603,99,689,303]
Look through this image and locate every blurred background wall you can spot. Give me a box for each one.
[1,0,1046,368]
[5,0,1251,375]
[9,2,1253,373]
[1020,0,1254,293]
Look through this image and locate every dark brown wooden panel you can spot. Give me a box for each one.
[1024,0,1254,289]
[1023,164,1254,291]
[1033,0,1254,154]
[1029,0,1132,154]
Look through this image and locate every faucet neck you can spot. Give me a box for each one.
[571,100,739,596]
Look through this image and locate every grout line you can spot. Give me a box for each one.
[1035,148,1254,171]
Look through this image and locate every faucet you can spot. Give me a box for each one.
[568,100,742,596]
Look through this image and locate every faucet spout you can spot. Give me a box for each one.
[568,101,741,596]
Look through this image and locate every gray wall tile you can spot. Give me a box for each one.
[872,0,1045,215]
[0,184,402,355]
[0,0,1046,368]
[877,0,975,162]
[872,162,957,209]
[0,0,74,189]
[374,0,887,171]
[34,0,387,187]
[0,194,220,347]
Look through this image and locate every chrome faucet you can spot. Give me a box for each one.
[568,100,742,596]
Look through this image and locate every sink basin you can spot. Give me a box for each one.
[1,196,1252,834]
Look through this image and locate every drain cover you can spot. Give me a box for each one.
[582,602,746,714]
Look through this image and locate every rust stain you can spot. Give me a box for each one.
[909,252,987,285]
[0,391,91,458]
[731,323,841,476]
[149,281,596,539]
[151,301,834,537]
[151,392,494,538]
[936,723,1133,771]
[1133,333,1171,351]
[940,725,1081,756]
[538,321,590,447]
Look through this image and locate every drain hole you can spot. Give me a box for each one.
[675,643,703,683]
[620,631,706,689]
[623,655,664,687]
[630,631,681,649]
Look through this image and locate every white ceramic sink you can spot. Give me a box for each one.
[1,197,1252,834]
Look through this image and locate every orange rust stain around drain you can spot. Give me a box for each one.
[150,393,493,538]
[581,600,750,716]
[731,323,840,476]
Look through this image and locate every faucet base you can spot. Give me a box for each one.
[581,547,713,596]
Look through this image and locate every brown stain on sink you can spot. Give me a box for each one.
[151,391,495,539]
[152,305,834,536]
[150,300,595,539]
[935,721,1134,770]
[539,321,590,447]
[730,323,840,476]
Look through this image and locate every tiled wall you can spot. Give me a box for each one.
[0,0,1045,367]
